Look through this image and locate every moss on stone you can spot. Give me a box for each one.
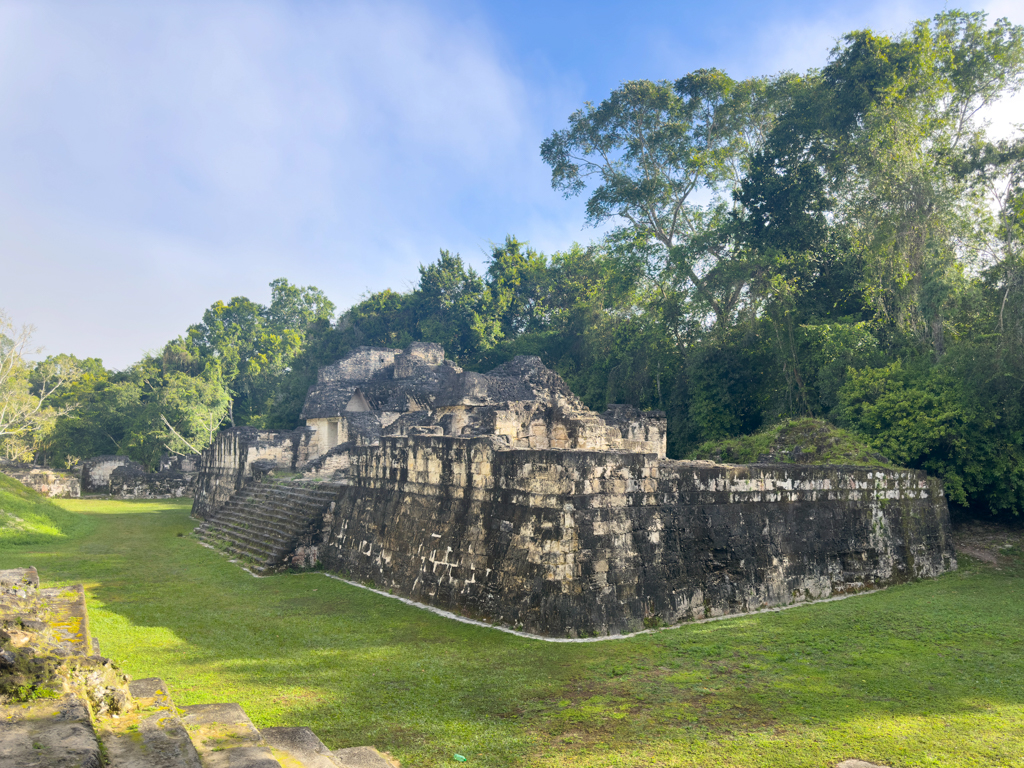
[686,417,895,467]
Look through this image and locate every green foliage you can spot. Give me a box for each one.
[0,311,84,461]
[688,417,894,467]
[414,250,501,359]
[836,357,1024,514]
[44,355,230,470]
[183,278,334,426]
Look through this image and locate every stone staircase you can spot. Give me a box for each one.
[0,567,398,768]
[194,481,343,574]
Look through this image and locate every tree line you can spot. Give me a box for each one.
[2,10,1023,516]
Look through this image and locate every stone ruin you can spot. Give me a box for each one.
[80,454,198,498]
[0,453,200,500]
[191,342,957,637]
[0,566,397,767]
[0,460,81,499]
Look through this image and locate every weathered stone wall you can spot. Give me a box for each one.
[0,463,81,498]
[190,427,318,520]
[315,436,956,637]
[108,465,194,499]
[159,454,199,474]
[81,456,141,492]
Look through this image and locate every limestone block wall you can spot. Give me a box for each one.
[0,464,81,498]
[456,403,667,457]
[317,436,956,637]
[81,456,141,492]
[318,348,400,384]
[159,454,199,474]
[190,427,317,520]
[108,467,193,498]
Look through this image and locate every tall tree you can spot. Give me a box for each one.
[0,310,82,460]
[541,71,790,330]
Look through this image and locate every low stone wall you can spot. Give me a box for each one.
[81,455,141,493]
[0,463,81,498]
[108,465,194,499]
[315,436,956,637]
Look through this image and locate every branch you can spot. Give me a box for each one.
[159,413,202,455]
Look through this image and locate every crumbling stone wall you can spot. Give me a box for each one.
[159,454,199,474]
[298,345,667,465]
[0,462,80,498]
[80,454,202,498]
[315,435,955,637]
[108,465,194,499]
[191,427,318,520]
[81,456,141,493]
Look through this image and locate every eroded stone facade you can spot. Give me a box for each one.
[81,454,199,499]
[316,437,954,636]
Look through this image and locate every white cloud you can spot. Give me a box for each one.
[0,1,559,367]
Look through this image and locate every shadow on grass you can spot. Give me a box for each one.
[3,498,1023,767]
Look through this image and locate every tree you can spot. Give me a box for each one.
[0,310,82,460]
[485,236,550,339]
[541,72,790,330]
[743,11,1024,356]
[413,250,500,360]
[183,279,333,426]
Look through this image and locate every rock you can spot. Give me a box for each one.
[334,746,400,768]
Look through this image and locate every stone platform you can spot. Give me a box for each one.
[0,567,398,768]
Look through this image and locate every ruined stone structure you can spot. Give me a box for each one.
[192,343,956,637]
[0,460,80,498]
[81,454,198,498]
[0,566,397,767]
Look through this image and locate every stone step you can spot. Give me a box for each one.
[203,516,300,546]
[180,703,282,768]
[214,504,326,530]
[38,583,91,656]
[203,510,304,536]
[0,693,102,768]
[201,523,292,554]
[97,677,202,768]
[333,746,400,768]
[211,510,318,538]
[223,497,327,513]
[2,566,391,768]
[198,532,284,566]
[197,482,339,571]
[261,727,343,768]
[236,487,339,502]
[224,502,329,520]
[249,486,340,503]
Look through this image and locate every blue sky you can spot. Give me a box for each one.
[1,0,1020,369]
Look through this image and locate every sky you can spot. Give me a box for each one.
[0,0,1021,369]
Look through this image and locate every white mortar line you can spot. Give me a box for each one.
[199,535,889,643]
[318,571,888,643]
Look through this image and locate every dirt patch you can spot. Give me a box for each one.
[952,520,1024,568]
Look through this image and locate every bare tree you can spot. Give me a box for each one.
[0,309,81,459]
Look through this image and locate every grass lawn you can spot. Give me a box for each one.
[1,492,1022,768]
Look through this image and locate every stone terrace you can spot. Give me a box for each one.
[0,567,398,768]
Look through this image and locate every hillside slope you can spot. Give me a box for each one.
[0,472,91,546]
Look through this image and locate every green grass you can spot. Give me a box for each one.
[1,488,1023,767]
[687,417,895,467]
[0,471,95,545]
